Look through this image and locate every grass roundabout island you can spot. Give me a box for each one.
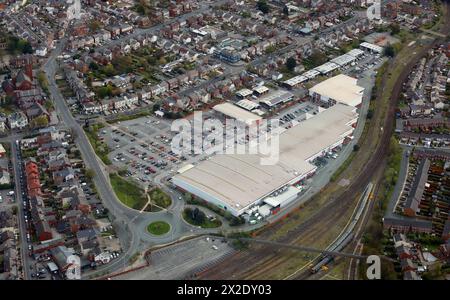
[147,221,171,235]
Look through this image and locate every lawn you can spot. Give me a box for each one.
[146,188,172,212]
[182,208,222,229]
[110,174,148,210]
[85,124,111,165]
[147,221,170,235]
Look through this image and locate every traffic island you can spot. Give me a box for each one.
[147,221,171,235]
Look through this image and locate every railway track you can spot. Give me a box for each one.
[197,3,450,281]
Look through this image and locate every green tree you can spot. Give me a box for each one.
[37,71,49,94]
[85,169,95,180]
[30,115,49,128]
[89,62,99,70]
[190,208,206,225]
[384,44,395,58]
[103,63,116,76]
[389,23,400,35]
[257,0,270,14]
[285,57,297,72]
[44,100,54,111]
[97,85,113,98]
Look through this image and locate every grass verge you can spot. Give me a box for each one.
[85,124,112,165]
[110,173,147,210]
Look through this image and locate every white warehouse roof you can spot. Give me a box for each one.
[172,104,358,216]
[259,90,294,107]
[309,74,364,107]
[360,42,383,53]
[213,102,262,125]
[235,99,259,111]
[283,75,308,87]
[314,62,340,74]
[347,48,365,58]
[236,88,253,98]
[303,69,321,79]
[253,85,269,94]
[330,54,356,66]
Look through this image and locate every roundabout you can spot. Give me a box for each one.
[147,221,171,236]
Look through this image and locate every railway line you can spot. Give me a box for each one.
[308,183,373,275]
[197,4,450,280]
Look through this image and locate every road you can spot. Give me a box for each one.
[42,39,145,278]
[8,134,30,280]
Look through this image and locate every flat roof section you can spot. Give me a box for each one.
[213,102,262,125]
[330,54,356,66]
[360,42,384,53]
[236,88,253,98]
[173,104,358,213]
[258,90,294,107]
[303,69,321,79]
[253,86,269,95]
[314,62,340,74]
[347,48,365,58]
[235,99,259,111]
[309,74,364,107]
[283,75,308,87]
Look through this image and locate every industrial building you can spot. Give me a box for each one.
[213,102,262,126]
[282,75,308,88]
[360,42,384,54]
[235,99,260,111]
[172,103,359,217]
[258,90,294,108]
[282,47,365,89]
[309,74,364,107]
[314,62,340,75]
[236,88,253,99]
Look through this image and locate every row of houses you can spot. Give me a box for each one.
[0,210,19,280]
[19,129,120,273]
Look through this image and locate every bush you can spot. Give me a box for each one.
[186,197,244,226]
[257,0,269,14]
[148,188,172,209]
[285,57,297,72]
[183,207,222,228]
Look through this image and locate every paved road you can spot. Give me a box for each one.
[42,39,145,278]
[8,135,30,280]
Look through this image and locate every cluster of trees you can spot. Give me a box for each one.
[185,207,206,225]
[37,71,49,94]
[257,0,270,14]
[285,57,297,72]
[96,84,115,99]
[149,188,171,208]
[303,51,328,70]
[384,44,396,58]
[6,35,33,55]
[30,115,49,128]
[133,0,153,16]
